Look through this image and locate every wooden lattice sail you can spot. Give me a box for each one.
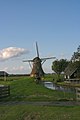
[23,42,55,77]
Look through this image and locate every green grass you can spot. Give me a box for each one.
[0,105,80,120]
[0,76,80,120]
[0,76,76,101]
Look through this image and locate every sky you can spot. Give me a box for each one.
[0,0,80,74]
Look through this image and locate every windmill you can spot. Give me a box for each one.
[23,42,56,78]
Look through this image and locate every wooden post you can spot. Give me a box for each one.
[4,72,6,81]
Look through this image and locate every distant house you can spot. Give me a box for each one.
[64,64,80,79]
[0,71,9,77]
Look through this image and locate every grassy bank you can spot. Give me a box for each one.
[0,76,75,101]
[57,81,80,87]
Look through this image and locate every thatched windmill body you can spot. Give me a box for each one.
[23,42,55,77]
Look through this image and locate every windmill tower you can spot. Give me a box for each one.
[23,42,55,77]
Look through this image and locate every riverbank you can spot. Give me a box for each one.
[57,81,80,87]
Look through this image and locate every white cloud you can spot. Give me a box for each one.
[0,47,29,61]
[2,65,31,74]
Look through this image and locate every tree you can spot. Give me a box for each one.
[52,59,69,75]
[52,59,69,82]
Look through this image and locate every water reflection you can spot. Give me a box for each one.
[44,82,76,93]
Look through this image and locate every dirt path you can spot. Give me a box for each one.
[0,101,80,106]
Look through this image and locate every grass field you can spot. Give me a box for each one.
[0,75,80,120]
[0,105,80,120]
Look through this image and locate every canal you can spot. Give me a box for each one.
[44,81,76,93]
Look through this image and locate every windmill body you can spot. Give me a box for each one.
[30,57,44,77]
[23,42,55,77]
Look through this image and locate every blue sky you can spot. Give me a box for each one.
[0,0,80,74]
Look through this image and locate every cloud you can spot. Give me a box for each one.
[3,65,31,74]
[0,47,29,61]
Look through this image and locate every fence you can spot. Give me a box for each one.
[0,85,10,98]
[76,87,80,101]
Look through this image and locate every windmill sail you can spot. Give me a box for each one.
[41,57,56,61]
[36,42,39,57]
[23,60,33,62]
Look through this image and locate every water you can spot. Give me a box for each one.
[44,82,76,93]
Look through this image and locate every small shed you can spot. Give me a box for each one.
[64,63,80,79]
[0,71,9,77]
